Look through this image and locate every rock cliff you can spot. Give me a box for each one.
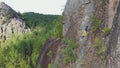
[55,0,120,68]
[0,2,30,42]
[107,1,120,68]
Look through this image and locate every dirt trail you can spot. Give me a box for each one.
[36,38,61,68]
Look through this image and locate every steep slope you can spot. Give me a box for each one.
[107,1,120,67]
[0,2,30,42]
[54,0,120,68]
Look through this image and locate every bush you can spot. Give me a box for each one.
[102,27,111,34]
[47,50,52,57]
[90,16,101,32]
[93,37,106,60]
[62,38,78,64]
[93,37,102,48]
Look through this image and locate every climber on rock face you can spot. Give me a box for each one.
[82,30,87,37]
[85,26,88,31]
[82,26,88,37]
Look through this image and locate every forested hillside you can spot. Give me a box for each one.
[0,12,62,68]
[21,12,60,28]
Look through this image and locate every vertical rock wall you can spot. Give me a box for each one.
[60,0,120,68]
[107,0,120,68]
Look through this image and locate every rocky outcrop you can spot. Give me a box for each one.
[0,2,30,42]
[55,0,120,68]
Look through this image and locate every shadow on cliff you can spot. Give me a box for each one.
[36,38,61,68]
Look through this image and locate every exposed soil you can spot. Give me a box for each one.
[36,38,61,68]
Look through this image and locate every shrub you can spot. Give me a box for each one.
[93,37,102,48]
[98,46,106,60]
[102,27,111,34]
[90,16,101,32]
[62,38,78,64]
[93,37,106,60]
[47,50,52,57]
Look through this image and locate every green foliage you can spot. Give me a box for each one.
[93,37,102,48]
[48,63,59,68]
[21,12,60,28]
[52,17,63,38]
[47,50,52,57]
[62,38,78,64]
[0,12,62,68]
[98,46,106,60]
[48,64,51,68]
[37,64,42,68]
[102,0,106,4]
[0,27,50,68]
[90,16,101,32]
[102,27,111,34]
[93,37,106,60]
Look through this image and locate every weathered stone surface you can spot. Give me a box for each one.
[63,0,92,37]
[107,1,120,68]
[55,0,120,68]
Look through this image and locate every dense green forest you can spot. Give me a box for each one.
[0,12,62,68]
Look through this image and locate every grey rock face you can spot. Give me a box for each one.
[63,0,92,36]
[0,2,30,41]
[107,1,120,68]
[61,0,120,68]
[61,0,95,68]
